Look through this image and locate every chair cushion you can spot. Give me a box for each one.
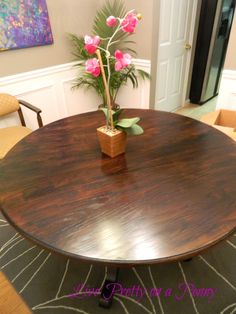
[0,126,32,159]
[0,94,20,116]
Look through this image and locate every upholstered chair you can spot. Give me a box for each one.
[0,93,43,159]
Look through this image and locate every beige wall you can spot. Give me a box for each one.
[224,13,236,70]
[0,0,99,77]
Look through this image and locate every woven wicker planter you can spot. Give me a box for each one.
[97,126,127,158]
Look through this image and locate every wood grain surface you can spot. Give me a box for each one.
[1,109,236,265]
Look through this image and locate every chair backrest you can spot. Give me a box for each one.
[0,93,20,117]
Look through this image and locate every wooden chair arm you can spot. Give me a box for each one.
[18,99,41,114]
[18,99,43,128]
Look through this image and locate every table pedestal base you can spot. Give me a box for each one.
[184,258,193,262]
[99,267,120,308]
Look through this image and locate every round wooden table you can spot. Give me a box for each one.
[1,109,236,305]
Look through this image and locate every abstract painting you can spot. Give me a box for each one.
[0,0,53,51]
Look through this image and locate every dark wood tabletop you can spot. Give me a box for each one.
[1,109,236,265]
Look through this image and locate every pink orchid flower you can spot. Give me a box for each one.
[114,50,132,71]
[84,35,100,54]
[106,16,117,27]
[85,58,100,77]
[121,12,138,33]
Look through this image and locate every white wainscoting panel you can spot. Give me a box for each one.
[216,70,236,110]
[0,60,150,130]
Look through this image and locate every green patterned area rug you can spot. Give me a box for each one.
[0,213,236,314]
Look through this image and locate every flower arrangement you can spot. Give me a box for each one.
[84,10,145,135]
[69,0,150,111]
[70,1,148,157]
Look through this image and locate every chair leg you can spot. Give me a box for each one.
[18,108,26,127]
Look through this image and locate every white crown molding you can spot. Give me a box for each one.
[0,62,78,86]
[133,58,151,68]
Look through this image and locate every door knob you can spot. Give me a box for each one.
[184,43,192,50]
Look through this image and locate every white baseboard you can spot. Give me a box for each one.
[0,59,151,130]
[216,69,236,111]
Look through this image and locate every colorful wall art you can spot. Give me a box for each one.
[0,0,53,51]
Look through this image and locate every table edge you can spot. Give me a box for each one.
[1,207,235,266]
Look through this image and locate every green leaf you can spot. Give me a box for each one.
[123,124,144,135]
[136,69,151,80]
[100,108,109,119]
[100,107,115,119]
[116,117,140,128]
[128,72,138,88]
[113,109,123,123]
[68,34,90,60]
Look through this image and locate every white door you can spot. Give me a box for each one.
[154,0,198,112]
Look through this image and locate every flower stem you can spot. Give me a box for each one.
[105,21,123,87]
[96,49,114,130]
[96,8,136,128]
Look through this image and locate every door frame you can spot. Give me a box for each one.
[150,0,200,110]
[181,0,201,107]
